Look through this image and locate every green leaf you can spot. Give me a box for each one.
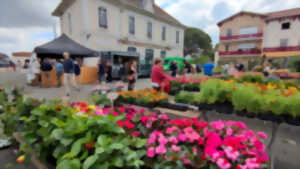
[95,147,104,154]
[110,143,124,150]
[51,129,64,140]
[136,138,147,148]
[38,120,49,127]
[126,151,137,161]
[133,160,144,168]
[83,155,98,169]
[62,152,74,159]
[71,138,85,156]
[112,157,124,167]
[61,138,73,146]
[51,118,66,127]
[57,159,81,169]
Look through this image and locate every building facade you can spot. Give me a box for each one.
[217,8,300,66]
[53,0,185,66]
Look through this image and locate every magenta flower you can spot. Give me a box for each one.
[169,136,178,144]
[147,147,155,158]
[166,126,178,134]
[112,111,119,116]
[257,132,267,140]
[216,158,231,169]
[178,132,187,142]
[224,146,240,161]
[226,128,233,136]
[171,145,181,152]
[206,132,222,148]
[158,114,169,120]
[156,145,167,155]
[158,134,168,145]
[211,120,225,130]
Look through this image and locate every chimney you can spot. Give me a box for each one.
[141,0,154,13]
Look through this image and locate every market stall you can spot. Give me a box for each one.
[33,34,98,87]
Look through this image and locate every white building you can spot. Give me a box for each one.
[52,0,186,66]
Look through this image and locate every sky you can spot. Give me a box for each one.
[1,0,300,56]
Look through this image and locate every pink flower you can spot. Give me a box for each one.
[148,131,158,145]
[245,158,260,169]
[139,108,145,113]
[184,127,200,142]
[119,106,125,113]
[171,145,181,152]
[206,132,222,148]
[156,145,167,155]
[226,128,233,136]
[166,126,178,134]
[158,134,168,145]
[178,133,187,142]
[211,120,225,130]
[224,146,240,161]
[112,111,119,116]
[159,114,169,120]
[169,136,178,144]
[211,150,224,162]
[147,147,155,158]
[141,115,149,125]
[257,132,267,140]
[103,108,110,115]
[216,158,231,169]
[193,147,198,154]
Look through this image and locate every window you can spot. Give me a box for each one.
[282,22,290,30]
[176,31,180,44]
[225,45,230,52]
[238,43,256,51]
[98,7,107,28]
[162,26,166,41]
[280,39,288,47]
[239,27,258,35]
[145,49,154,65]
[68,13,72,34]
[129,16,135,35]
[147,22,152,39]
[227,29,232,36]
[160,51,166,58]
[128,47,137,52]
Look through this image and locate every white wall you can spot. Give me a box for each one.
[60,0,185,66]
[263,19,300,48]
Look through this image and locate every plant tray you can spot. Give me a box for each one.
[154,107,200,118]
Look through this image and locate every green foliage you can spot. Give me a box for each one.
[90,94,111,106]
[184,27,213,56]
[174,91,195,104]
[236,74,264,83]
[288,55,300,72]
[213,66,223,74]
[189,56,210,65]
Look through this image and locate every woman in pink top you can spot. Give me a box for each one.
[151,58,170,92]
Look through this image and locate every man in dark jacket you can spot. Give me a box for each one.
[170,61,177,77]
[63,52,78,96]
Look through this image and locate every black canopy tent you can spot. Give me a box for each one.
[34,34,97,59]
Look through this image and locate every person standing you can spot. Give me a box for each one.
[184,60,192,74]
[203,60,215,76]
[40,58,53,88]
[106,60,112,83]
[74,59,81,90]
[127,61,137,91]
[55,59,63,87]
[170,61,178,77]
[97,59,105,84]
[63,52,77,96]
[196,63,202,74]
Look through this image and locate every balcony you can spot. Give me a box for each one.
[220,33,263,42]
[264,45,300,52]
[219,49,262,57]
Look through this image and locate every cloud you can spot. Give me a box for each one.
[163,0,300,45]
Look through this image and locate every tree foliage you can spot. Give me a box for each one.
[184,27,213,57]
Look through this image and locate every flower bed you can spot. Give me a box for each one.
[174,79,300,125]
[12,101,269,169]
[117,88,169,108]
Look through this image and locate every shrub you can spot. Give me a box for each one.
[174,92,195,104]
[288,55,300,72]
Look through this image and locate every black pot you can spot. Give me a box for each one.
[245,112,256,118]
[215,102,233,114]
[285,115,300,126]
[235,110,247,117]
[257,113,271,121]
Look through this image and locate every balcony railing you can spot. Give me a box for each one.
[220,33,263,41]
[219,49,262,56]
[263,45,300,52]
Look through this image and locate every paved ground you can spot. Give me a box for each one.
[0,71,152,102]
[0,71,299,169]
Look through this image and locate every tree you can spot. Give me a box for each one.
[184,27,213,57]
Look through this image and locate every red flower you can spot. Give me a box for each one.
[132,131,140,137]
[117,120,124,128]
[124,120,135,129]
[84,140,95,151]
[141,115,149,125]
